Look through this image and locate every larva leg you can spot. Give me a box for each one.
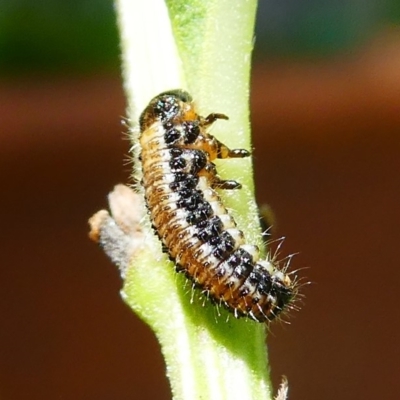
[203,113,229,126]
[201,113,250,160]
[213,179,242,190]
[216,143,250,159]
[201,162,242,190]
[210,134,250,160]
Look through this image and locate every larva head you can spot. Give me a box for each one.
[139,89,196,131]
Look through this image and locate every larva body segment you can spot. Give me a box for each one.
[139,89,295,322]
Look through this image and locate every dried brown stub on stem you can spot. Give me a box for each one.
[139,89,296,322]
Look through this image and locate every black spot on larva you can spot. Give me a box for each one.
[187,202,213,225]
[227,248,253,269]
[199,201,213,218]
[164,128,181,144]
[163,121,173,130]
[170,157,186,170]
[169,175,199,192]
[169,148,186,170]
[190,150,207,174]
[177,190,204,211]
[172,172,187,182]
[182,176,199,189]
[232,256,254,280]
[169,171,196,186]
[256,273,272,296]
[212,231,236,259]
[196,216,223,242]
[170,172,186,184]
[183,121,200,144]
[248,265,264,286]
[176,187,191,200]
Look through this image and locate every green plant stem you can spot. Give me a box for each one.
[114,1,275,399]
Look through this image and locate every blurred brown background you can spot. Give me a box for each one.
[1,1,400,399]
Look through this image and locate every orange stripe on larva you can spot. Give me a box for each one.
[139,90,296,322]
